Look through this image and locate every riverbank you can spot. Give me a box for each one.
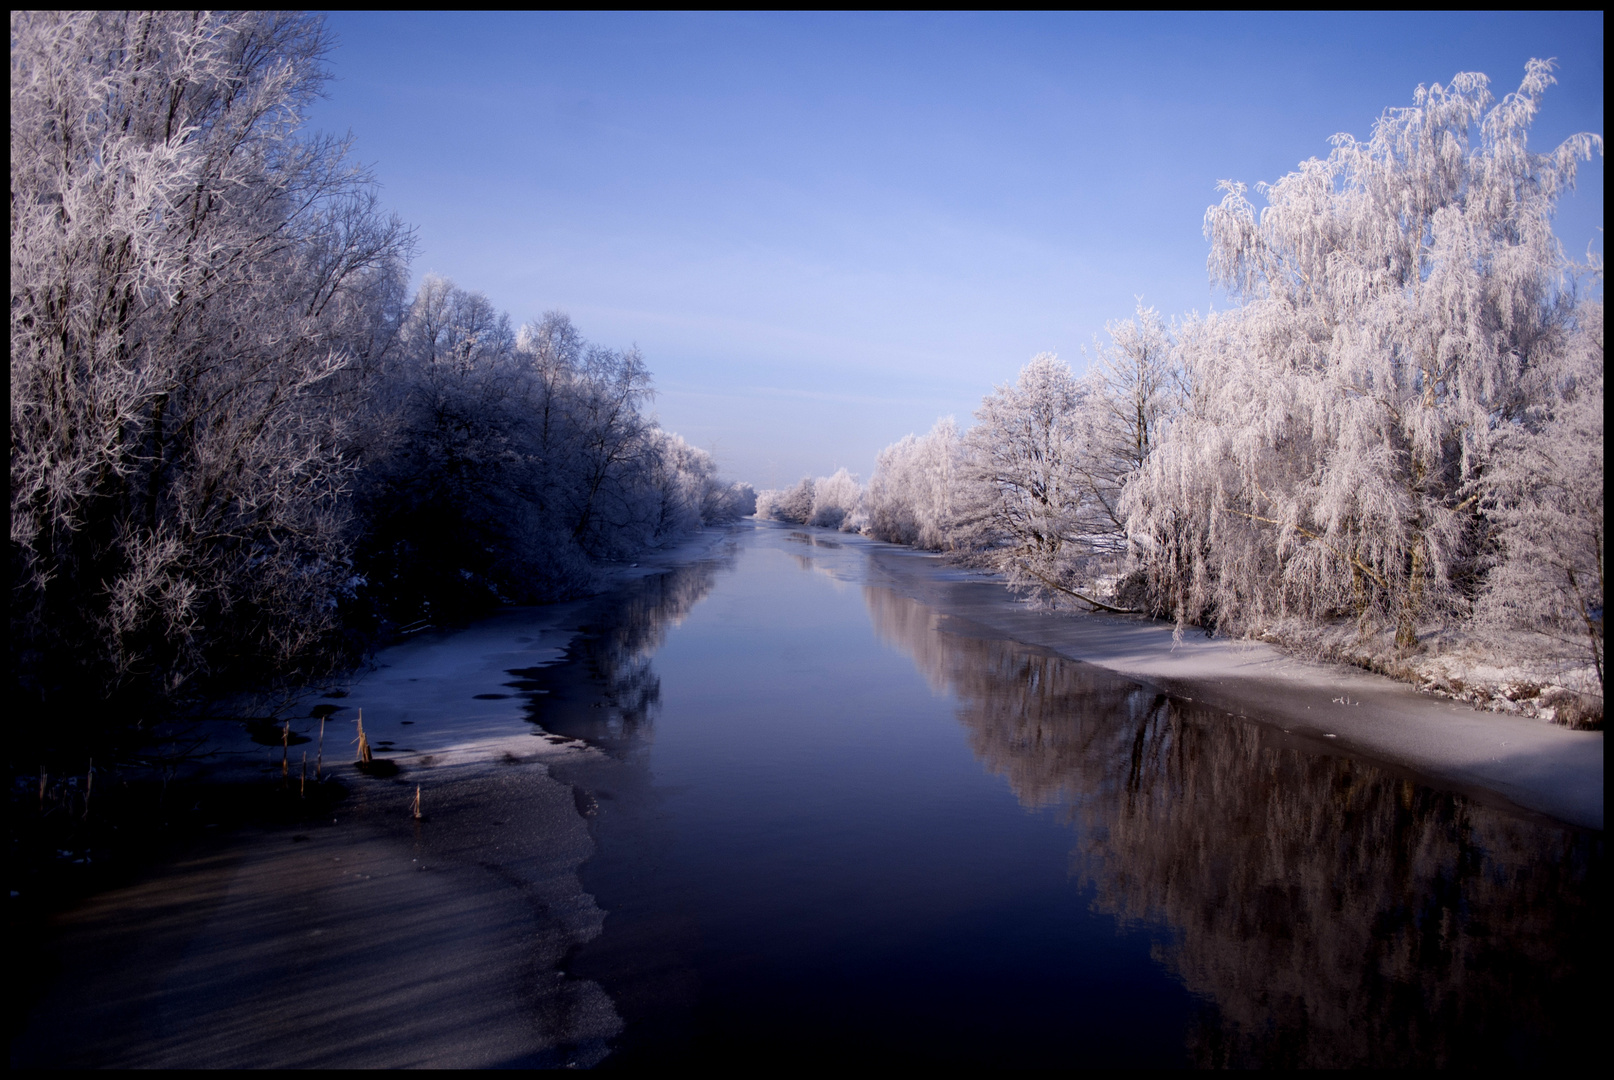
[860,540,1604,831]
[10,527,739,1068]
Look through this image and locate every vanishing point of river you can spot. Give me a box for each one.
[523,522,1598,1067]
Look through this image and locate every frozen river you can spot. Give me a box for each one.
[532,522,1600,1067]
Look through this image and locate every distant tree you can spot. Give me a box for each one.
[358,289,740,618]
[865,417,963,549]
[704,478,758,523]
[643,430,715,541]
[758,478,817,524]
[640,430,755,538]
[808,468,864,530]
[11,11,412,721]
[755,469,863,530]
[354,277,562,617]
[1124,60,1603,646]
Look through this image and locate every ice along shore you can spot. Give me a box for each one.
[861,538,1603,831]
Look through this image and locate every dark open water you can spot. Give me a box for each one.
[517,522,1601,1068]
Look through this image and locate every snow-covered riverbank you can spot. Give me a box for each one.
[13,527,739,1068]
[861,541,1604,830]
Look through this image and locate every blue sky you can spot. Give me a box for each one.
[308,12,1604,489]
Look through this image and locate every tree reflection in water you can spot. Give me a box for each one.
[864,585,1602,1068]
[511,552,731,751]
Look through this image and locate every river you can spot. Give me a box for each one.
[16,520,1602,1068]
[527,522,1600,1067]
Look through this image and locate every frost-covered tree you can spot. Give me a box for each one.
[703,477,758,523]
[756,469,864,530]
[958,354,1129,609]
[11,11,412,719]
[808,467,864,530]
[1077,303,1182,544]
[11,11,748,733]
[1124,60,1603,646]
[358,289,744,619]
[865,314,1178,584]
[643,430,716,541]
[560,339,658,555]
[640,430,757,540]
[1477,281,1603,692]
[355,279,575,616]
[865,417,963,549]
[757,477,816,524]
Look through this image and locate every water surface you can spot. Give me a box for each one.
[520,523,1601,1067]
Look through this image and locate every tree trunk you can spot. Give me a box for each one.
[1397,532,1424,650]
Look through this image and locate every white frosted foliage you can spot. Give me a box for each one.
[864,418,964,549]
[11,11,412,697]
[1123,59,1603,657]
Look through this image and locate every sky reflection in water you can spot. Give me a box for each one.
[521,525,1600,1068]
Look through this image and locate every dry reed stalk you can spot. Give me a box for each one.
[411,785,423,821]
[355,709,373,764]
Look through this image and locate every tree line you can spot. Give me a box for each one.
[10,11,752,738]
[762,60,1603,706]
